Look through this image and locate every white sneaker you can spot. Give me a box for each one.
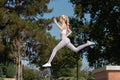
[87,41,95,45]
[42,63,51,67]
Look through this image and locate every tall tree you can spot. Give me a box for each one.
[0,0,53,79]
[70,0,120,68]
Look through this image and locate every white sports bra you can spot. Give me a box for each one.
[61,29,67,34]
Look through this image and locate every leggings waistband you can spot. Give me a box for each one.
[61,36,68,39]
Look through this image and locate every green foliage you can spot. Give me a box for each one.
[23,66,40,80]
[18,0,52,17]
[51,47,77,78]
[0,0,54,79]
[0,44,5,55]
[87,71,94,80]
[6,64,16,78]
[0,77,3,80]
[70,0,120,68]
[58,68,72,77]
[0,0,53,63]
[58,77,76,80]
[79,77,86,80]
[44,78,51,80]
[0,0,5,5]
[0,63,15,78]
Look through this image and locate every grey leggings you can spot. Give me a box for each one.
[48,36,89,63]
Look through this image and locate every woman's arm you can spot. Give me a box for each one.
[53,18,63,30]
[66,28,72,37]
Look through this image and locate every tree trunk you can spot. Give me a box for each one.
[16,0,20,6]
[16,49,22,80]
[76,59,79,80]
[16,57,18,80]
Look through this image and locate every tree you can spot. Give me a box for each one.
[0,0,53,80]
[70,0,120,68]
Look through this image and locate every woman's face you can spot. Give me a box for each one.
[59,17,63,23]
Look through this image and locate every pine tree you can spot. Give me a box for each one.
[0,0,53,79]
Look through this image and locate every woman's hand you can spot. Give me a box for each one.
[53,18,63,30]
[53,18,57,23]
[66,28,72,37]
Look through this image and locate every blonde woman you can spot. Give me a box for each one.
[43,15,95,67]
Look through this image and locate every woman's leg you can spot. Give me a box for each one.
[66,41,95,53]
[43,37,70,67]
[47,40,67,63]
[43,40,66,67]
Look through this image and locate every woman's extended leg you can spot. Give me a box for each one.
[42,39,67,67]
[66,41,95,53]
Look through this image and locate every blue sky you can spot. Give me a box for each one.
[44,0,74,18]
[43,0,89,70]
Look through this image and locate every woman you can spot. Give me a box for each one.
[43,15,95,67]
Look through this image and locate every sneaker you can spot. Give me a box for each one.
[42,63,51,67]
[87,41,95,45]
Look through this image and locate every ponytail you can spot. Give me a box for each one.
[66,16,70,29]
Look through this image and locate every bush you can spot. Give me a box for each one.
[0,77,3,80]
[6,64,16,78]
[23,67,40,80]
[58,77,76,80]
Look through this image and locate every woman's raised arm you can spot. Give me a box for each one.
[53,18,63,30]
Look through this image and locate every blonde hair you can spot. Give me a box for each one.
[60,15,70,29]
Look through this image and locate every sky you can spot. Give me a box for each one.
[43,0,89,70]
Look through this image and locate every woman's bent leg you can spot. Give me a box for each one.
[66,42,91,53]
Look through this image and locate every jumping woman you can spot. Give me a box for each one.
[43,15,95,67]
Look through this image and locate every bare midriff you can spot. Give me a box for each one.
[60,33,67,38]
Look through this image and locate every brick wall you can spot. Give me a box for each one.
[108,70,120,80]
[94,66,120,80]
[94,71,108,80]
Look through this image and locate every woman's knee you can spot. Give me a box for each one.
[75,49,79,53]
[72,48,78,53]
